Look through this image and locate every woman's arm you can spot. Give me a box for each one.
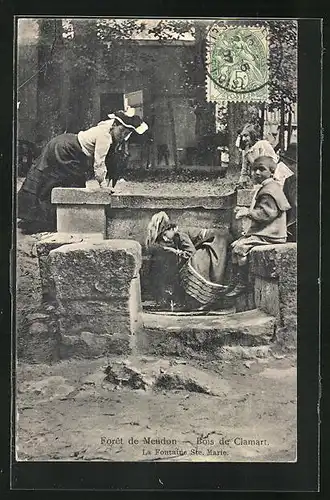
[93,129,113,185]
[176,232,197,258]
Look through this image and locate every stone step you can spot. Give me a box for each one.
[137,309,276,359]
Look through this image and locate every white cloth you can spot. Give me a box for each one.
[245,139,278,164]
[239,140,278,181]
[273,161,294,186]
[77,119,115,184]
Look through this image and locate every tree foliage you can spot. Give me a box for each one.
[34,18,297,156]
[36,18,297,110]
[43,18,297,114]
[265,20,298,112]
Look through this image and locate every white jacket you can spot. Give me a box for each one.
[77,119,115,184]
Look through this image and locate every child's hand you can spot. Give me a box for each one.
[178,250,191,259]
[235,207,249,219]
[163,247,189,259]
[163,246,178,255]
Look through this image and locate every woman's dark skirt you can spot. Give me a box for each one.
[17,133,89,232]
[179,231,229,306]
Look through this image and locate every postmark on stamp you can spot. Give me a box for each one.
[206,24,269,103]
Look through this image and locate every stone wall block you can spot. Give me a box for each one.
[56,206,106,236]
[56,298,129,316]
[235,289,255,313]
[107,208,233,247]
[277,249,297,329]
[36,232,103,301]
[58,313,132,337]
[59,332,130,359]
[129,276,143,335]
[52,187,113,236]
[249,243,297,279]
[49,240,142,301]
[254,276,280,318]
[109,192,236,210]
[249,244,297,332]
[21,311,60,364]
[236,189,256,207]
[274,314,297,350]
[47,239,143,358]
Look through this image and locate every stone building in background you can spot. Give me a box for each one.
[16,18,220,168]
[16,18,296,170]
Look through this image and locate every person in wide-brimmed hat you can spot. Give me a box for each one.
[17,108,148,234]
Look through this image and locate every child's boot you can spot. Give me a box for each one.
[225,265,248,297]
[224,263,238,293]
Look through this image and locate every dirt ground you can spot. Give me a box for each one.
[14,181,297,463]
[16,355,297,462]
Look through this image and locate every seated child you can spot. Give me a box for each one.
[226,156,291,297]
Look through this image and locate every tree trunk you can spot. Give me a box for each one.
[260,102,266,138]
[167,97,178,168]
[148,70,158,167]
[227,102,240,170]
[279,98,286,152]
[227,102,248,174]
[287,111,292,147]
[147,104,156,167]
[36,19,64,145]
[59,37,70,133]
[193,22,215,164]
[67,21,97,132]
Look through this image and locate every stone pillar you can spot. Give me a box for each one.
[48,239,142,358]
[51,187,113,237]
[36,232,104,303]
[231,188,257,239]
[249,244,297,346]
[19,311,60,364]
[230,188,257,312]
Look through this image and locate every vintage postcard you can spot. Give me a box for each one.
[12,16,320,487]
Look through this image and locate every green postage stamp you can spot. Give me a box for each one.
[206,24,269,103]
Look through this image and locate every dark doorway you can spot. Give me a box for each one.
[100,93,124,120]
